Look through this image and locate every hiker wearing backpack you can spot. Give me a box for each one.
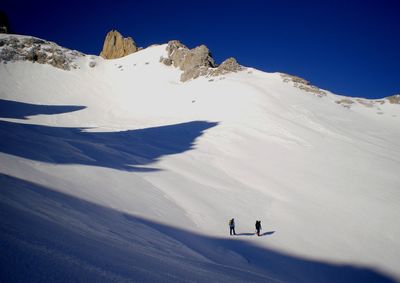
[229,218,236,235]
[255,220,262,236]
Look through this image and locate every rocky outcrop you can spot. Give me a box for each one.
[335,98,354,108]
[0,35,83,70]
[386,94,400,104]
[280,73,327,97]
[333,95,400,110]
[210,57,241,76]
[160,40,242,82]
[335,94,399,110]
[100,30,137,59]
[281,74,399,109]
[163,40,214,82]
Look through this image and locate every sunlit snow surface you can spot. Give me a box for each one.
[1,34,399,282]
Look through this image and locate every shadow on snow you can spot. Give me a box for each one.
[235,232,256,236]
[235,231,275,237]
[0,174,396,283]
[0,99,217,171]
[0,98,86,119]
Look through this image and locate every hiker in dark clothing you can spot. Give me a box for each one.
[255,220,262,236]
[229,218,236,235]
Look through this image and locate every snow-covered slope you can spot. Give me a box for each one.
[1,34,399,282]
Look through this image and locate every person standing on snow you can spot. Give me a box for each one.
[229,218,236,235]
[255,220,262,236]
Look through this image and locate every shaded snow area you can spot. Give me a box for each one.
[1,35,400,282]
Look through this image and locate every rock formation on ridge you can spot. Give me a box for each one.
[280,73,327,97]
[100,30,137,59]
[160,40,243,82]
[210,57,242,77]
[0,35,83,70]
[387,94,400,104]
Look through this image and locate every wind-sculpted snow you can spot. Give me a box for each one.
[0,174,396,283]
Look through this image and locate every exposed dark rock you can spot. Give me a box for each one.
[26,46,48,63]
[0,35,83,70]
[0,46,17,62]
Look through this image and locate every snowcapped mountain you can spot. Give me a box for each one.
[1,33,399,283]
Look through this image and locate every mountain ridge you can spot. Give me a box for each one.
[0,33,398,106]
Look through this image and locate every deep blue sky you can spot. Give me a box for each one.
[2,0,399,98]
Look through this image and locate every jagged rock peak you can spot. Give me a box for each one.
[161,40,242,82]
[100,30,137,59]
